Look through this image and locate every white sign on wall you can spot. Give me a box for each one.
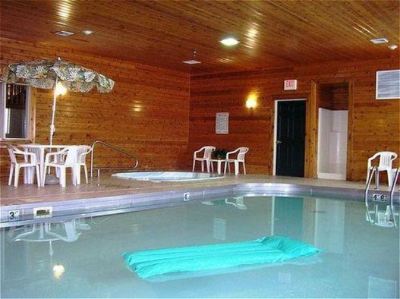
[215,112,229,134]
[284,79,298,91]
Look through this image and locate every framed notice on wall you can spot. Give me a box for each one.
[215,112,229,134]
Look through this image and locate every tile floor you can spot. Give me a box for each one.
[0,174,371,207]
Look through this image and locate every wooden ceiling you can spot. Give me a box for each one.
[1,0,399,73]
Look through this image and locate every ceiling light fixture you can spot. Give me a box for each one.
[370,37,388,44]
[388,44,398,50]
[183,49,201,65]
[82,30,94,35]
[220,37,239,47]
[54,30,75,37]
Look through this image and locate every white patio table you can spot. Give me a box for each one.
[18,144,78,187]
[210,158,226,175]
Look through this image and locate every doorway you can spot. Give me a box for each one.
[273,99,306,177]
[317,82,349,180]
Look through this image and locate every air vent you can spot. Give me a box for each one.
[183,60,201,65]
[370,37,388,44]
[376,70,400,100]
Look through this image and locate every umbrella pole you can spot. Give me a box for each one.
[49,78,58,146]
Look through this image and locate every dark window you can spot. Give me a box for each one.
[1,83,30,139]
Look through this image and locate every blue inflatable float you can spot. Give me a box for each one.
[123,236,320,279]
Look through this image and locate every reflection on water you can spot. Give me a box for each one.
[1,196,399,298]
[366,202,398,228]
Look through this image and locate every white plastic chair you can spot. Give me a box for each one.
[7,145,41,187]
[192,146,215,172]
[224,147,249,175]
[75,145,92,184]
[367,151,398,188]
[44,147,78,187]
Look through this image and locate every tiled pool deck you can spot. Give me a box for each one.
[1,174,370,207]
[1,174,397,226]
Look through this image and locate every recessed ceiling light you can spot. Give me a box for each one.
[370,37,388,44]
[82,30,94,35]
[182,60,201,65]
[388,44,398,50]
[54,30,75,37]
[218,57,233,63]
[183,49,201,64]
[220,37,239,47]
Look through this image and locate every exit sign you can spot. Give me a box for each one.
[284,79,297,90]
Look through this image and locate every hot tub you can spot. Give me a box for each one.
[112,171,224,182]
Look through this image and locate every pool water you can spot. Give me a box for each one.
[1,196,399,298]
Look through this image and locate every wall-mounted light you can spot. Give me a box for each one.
[246,92,258,109]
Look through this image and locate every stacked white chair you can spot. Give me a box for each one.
[7,145,41,187]
[44,145,93,187]
[192,146,215,173]
[44,146,77,187]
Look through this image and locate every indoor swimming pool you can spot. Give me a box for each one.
[1,195,398,298]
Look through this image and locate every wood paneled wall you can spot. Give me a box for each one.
[1,37,399,183]
[319,83,349,110]
[0,38,190,178]
[188,58,400,181]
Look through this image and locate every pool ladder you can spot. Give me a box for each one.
[365,167,399,227]
[90,140,139,179]
[365,167,399,206]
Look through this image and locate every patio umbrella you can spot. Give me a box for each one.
[2,57,114,145]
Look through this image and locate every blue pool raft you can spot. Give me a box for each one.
[123,236,320,279]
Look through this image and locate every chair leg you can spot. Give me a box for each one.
[60,168,66,188]
[36,165,41,187]
[201,160,204,172]
[75,166,81,185]
[234,161,239,175]
[243,162,246,175]
[25,167,34,184]
[14,165,20,187]
[8,164,14,186]
[84,165,89,184]
[387,169,394,188]
[43,166,47,186]
[224,161,228,174]
[375,170,379,189]
[192,159,196,172]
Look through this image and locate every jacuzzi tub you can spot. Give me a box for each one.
[112,171,224,182]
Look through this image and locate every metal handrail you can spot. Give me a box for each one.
[90,141,139,178]
[390,167,399,206]
[365,167,376,207]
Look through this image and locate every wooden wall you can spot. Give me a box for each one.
[319,83,349,110]
[0,38,190,179]
[1,37,399,183]
[188,58,400,181]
